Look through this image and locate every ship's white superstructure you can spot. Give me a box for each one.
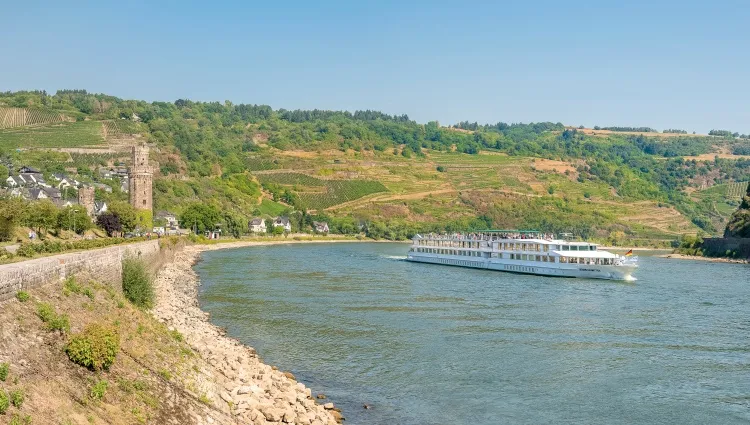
[406,231,637,280]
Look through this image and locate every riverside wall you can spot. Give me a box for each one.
[0,239,160,302]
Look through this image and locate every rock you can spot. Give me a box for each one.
[363,404,372,410]
[283,408,297,423]
[283,371,296,380]
[261,405,283,422]
[330,410,344,423]
[316,394,327,400]
[220,391,233,404]
[323,402,334,410]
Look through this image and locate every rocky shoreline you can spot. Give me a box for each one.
[152,241,348,425]
[659,252,749,264]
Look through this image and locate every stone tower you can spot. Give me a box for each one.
[78,186,95,217]
[129,145,153,211]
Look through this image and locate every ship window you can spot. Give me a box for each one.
[562,245,569,251]
[591,245,597,251]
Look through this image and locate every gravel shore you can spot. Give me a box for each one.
[152,241,349,425]
[659,253,749,263]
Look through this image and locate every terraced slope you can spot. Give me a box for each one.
[0,106,73,129]
[0,121,106,149]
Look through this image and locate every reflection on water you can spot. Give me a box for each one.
[196,243,750,425]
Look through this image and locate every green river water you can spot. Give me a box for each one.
[195,242,750,424]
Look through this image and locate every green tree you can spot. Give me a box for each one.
[0,198,25,241]
[57,206,92,234]
[180,203,221,233]
[22,200,59,235]
[107,201,137,232]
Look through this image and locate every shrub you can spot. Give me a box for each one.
[122,258,154,309]
[0,390,8,414]
[9,389,23,408]
[9,414,32,425]
[90,380,108,400]
[169,329,184,342]
[63,276,82,296]
[15,291,29,302]
[0,362,8,381]
[36,302,70,333]
[66,324,120,371]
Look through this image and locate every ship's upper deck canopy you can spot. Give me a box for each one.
[413,230,598,245]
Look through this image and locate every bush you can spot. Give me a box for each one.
[90,380,108,400]
[9,389,23,408]
[0,362,8,381]
[63,276,82,296]
[0,390,8,414]
[9,414,32,425]
[36,302,70,333]
[15,291,29,302]
[122,258,154,309]
[66,324,120,371]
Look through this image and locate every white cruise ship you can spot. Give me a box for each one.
[406,231,637,280]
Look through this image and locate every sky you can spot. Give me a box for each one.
[2,0,749,133]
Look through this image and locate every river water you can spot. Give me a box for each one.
[195,242,750,424]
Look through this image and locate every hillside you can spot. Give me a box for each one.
[1,90,750,244]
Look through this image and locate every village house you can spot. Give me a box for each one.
[156,211,179,229]
[313,221,330,233]
[94,201,108,216]
[249,218,267,233]
[56,176,80,190]
[18,166,42,175]
[273,216,292,232]
[5,176,24,188]
[92,182,113,193]
[26,188,48,201]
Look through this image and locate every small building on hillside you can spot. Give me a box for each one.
[5,176,23,188]
[94,201,108,216]
[156,211,179,230]
[92,182,113,193]
[57,177,79,190]
[41,186,62,201]
[249,218,267,233]
[313,221,329,233]
[26,188,48,201]
[18,166,41,175]
[273,216,292,232]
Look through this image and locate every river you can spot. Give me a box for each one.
[195,242,750,424]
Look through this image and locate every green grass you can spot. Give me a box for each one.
[0,120,105,148]
[258,199,286,216]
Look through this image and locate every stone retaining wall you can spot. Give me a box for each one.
[0,240,160,302]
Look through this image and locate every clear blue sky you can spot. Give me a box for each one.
[2,0,749,133]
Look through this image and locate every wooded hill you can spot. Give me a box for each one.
[1,90,749,244]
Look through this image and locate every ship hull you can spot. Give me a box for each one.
[406,253,637,280]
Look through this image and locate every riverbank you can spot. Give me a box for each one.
[658,252,749,263]
[152,240,356,425]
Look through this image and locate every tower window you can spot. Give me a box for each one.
[143,199,146,205]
